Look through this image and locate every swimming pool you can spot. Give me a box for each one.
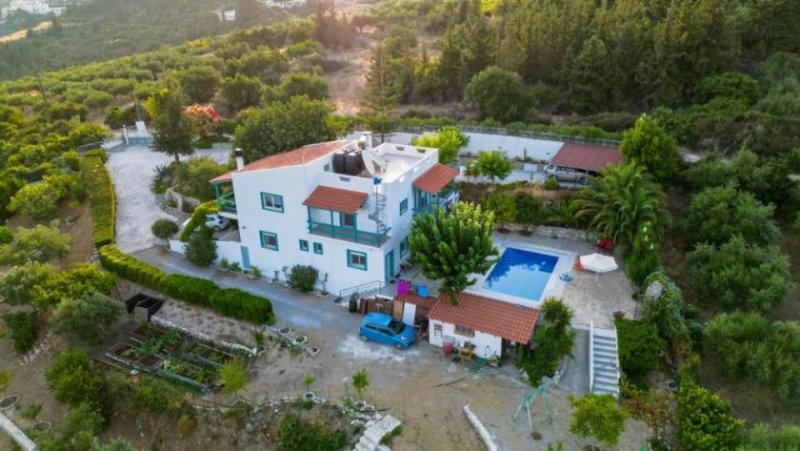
[482,247,559,302]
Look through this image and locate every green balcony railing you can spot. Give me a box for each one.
[217,191,237,213]
[307,221,389,246]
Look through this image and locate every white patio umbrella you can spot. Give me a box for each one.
[580,253,618,275]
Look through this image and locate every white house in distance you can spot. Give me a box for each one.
[209,133,459,294]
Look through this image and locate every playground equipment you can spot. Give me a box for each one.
[513,382,554,433]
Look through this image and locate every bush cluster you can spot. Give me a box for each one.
[615,316,662,383]
[518,298,575,386]
[80,155,115,248]
[2,312,39,353]
[276,413,348,451]
[288,265,319,293]
[98,245,274,324]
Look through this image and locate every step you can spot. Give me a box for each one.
[593,351,618,362]
[593,342,617,352]
[595,374,619,385]
[593,382,620,394]
[593,334,616,343]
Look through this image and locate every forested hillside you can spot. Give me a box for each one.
[0,0,303,80]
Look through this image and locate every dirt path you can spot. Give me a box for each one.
[325,38,373,115]
[0,21,52,44]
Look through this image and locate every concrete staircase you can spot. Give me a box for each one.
[354,414,401,451]
[590,323,620,397]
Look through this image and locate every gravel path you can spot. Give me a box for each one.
[106,144,229,253]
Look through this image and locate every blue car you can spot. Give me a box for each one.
[359,312,416,350]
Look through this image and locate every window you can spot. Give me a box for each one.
[260,193,284,212]
[299,239,309,252]
[323,163,331,172]
[399,238,409,258]
[399,198,408,215]
[259,231,278,250]
[341,213,355,227]
[433,323,443,337]
[313,242,323,254]
[454,325,475,338]
[347,250,367,270]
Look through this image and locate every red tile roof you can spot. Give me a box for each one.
[394,293,437,310]
[428,292,539,344]
[551,142,623,173]
[413,163,458,194]
[211,141,349,183]
[302,186,368,214]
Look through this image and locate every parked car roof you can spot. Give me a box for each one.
[362,312,393,327]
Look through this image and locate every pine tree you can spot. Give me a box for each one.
[145,86,194,163]
[363,44,399,142]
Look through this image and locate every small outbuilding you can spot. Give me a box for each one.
[546,142,623,183]
[427,292,539,359]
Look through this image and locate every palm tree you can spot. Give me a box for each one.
[573,163,669,253]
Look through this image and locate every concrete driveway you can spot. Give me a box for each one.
[106,144,229,253]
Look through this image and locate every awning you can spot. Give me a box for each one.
[413,163,458,195]
[302,186,368,214]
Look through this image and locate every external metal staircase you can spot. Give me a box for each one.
[590,322,621,397]
[369,190,388,236]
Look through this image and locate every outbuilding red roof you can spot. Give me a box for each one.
[302,186,368,214]
[211,141,349,183]
[428,292,539,344]
[413,163,458,194]
[550,143,623,173]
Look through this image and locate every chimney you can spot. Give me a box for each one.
[235,148,245,171]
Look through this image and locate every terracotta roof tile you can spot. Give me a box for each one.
[551,142,623,173]
[413,163,458,194]
[428,292,539,344]
[302,186,368,214]
[211,140,349,183]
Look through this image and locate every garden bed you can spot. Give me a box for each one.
[158,357,217,392]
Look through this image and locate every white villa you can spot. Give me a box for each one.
[208,133,459,294]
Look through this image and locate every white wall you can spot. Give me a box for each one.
[428,319,503,359]
[383,132,565,162]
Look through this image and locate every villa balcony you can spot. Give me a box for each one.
[213,183,237,219]
[412,185,459,216]
[307,221,390,247]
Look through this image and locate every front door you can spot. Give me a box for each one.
[240,246,251,270]
[384,250,394,283]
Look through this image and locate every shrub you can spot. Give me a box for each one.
[677,383,742,450]
[705,312,800,403]
[688,236,790,312]
[98,245,164,289]
[544,177,560,190]
[50,293,122,345]
[615,316,662,381]
[2,312,39,353]
[98,246,275,324]
[0,261,59,307]
[0,226,12,245]
[0,223,71,265]
[518,298,575,385]
[277,414,348,451]
[570,393,627,447]
[159,274,217,307]
[55,262,117,302]
[680,184,779,246]
[80,156,115,248]
[185,228,217,267]
[513,193,545,228]
[220,358,248,394]
[209,288,275,324]
[288,265,318,293]
[45,349,110,419]
[151,218,179,241]
[179,200,219,242]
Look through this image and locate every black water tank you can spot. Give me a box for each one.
[345,151,364,175]
[333,151,347,174]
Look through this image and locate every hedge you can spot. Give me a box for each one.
[80,155,115,248]
[98,245,275,325]
[179,200,219,242]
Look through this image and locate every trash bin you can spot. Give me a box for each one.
[348,298,358,312]
[417,284,428,297]
[443,341,454,355]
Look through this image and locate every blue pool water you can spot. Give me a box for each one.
[482,248,559,301]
